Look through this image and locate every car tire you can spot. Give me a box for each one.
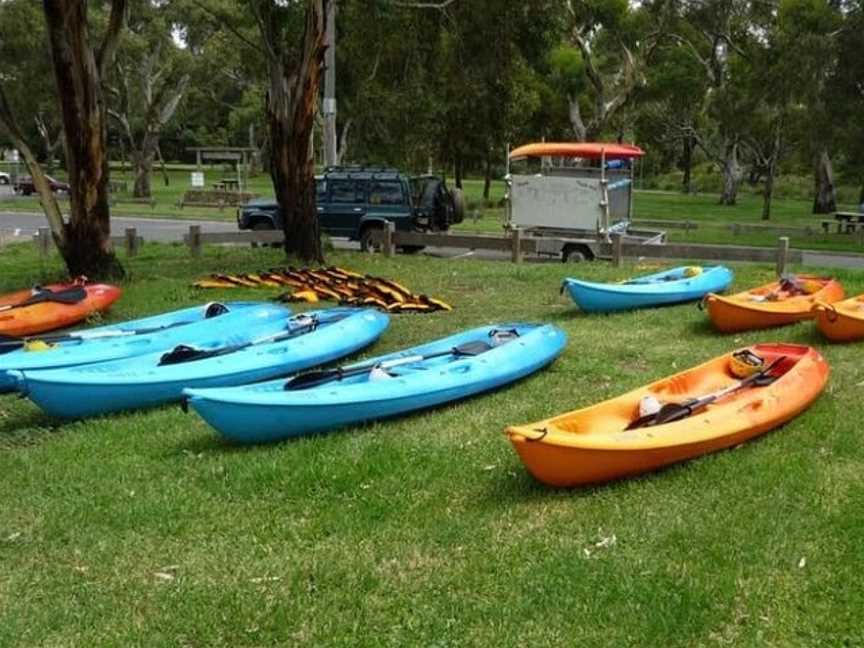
[450,188,466,224]
[562,244,592,263]
[0,177,9,185]
[22,188,33,196]
[360,225,384,253]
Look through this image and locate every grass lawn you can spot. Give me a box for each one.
[1,242,863,645]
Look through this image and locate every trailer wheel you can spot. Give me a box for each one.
[562,244,593,263]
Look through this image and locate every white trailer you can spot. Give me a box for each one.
[505,142,664,262]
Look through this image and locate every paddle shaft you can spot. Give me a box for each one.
[285,340,492,390]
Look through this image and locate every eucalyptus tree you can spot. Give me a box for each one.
[109,0,192,197]
[0,0,128,279]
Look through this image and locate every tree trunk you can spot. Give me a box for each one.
[762,123,782,221]
[261,0,327,263]
[454,156,463,189]
[812,148,837,214]
[43,0,125,280]
[568,96,587,143]
[483,154,491,201]
[131,152,154,198]
[719,140,741,206]
[681,134,693,194]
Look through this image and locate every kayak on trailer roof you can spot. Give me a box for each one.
[184,323,568,444]
[562,265,733,313]
[0,280,121,337]
[15,308,388,419]
[704,274,843,332]
[813,294,864,342]
[507,344,828,487]
[0,301,290,393]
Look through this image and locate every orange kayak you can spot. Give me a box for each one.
[506,344,828,487]
[814,295,864,342]
[0,281,122,337]
[704,275,843,332]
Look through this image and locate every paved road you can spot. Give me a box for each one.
[0,211,237,243]
[2,209,863,267]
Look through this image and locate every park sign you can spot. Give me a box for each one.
[190,172,205,188]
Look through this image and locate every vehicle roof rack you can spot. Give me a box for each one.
[323,165,400,174]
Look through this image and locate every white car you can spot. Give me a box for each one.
[0,171,10,185]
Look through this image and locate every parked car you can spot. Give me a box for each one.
[13,174,70,196]
[0,171,10,185]
[237,166,465,251]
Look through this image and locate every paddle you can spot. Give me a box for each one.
[158,312,332,366]
[284,339,493,391]
[0,302,231,355]
[0,286,87,314]
[626,356,787,430]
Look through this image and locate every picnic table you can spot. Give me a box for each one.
[822,212,864,234]
[213,178,241,192]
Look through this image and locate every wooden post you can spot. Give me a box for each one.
[37,226,50,258]
[511,228,523,264]
[775,236,790,276]
[189,225,202,258]
[612,232,623,267]
[124,227,138,257]
[383,221,395,257]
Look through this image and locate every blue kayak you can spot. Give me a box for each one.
[184,322,567,444]
[0,301,291,393]
[562,265,733,313]
[16,308,388,419]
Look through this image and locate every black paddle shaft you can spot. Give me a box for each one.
[284,340,493,391]
[626,356,787,430]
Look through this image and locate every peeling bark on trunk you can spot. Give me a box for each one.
[43,0,125,280]
[812,149,838,214]
[259,0,327,263]
[568,96,587,143]
[719,140,741,206]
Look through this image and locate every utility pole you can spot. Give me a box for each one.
[323,0,338,168]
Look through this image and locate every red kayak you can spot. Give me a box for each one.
[0,279,122,337]
[509,142,645,161]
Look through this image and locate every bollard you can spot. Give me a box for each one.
[37,227,50,258]
[124,227,139,257]
[775,236,790,276]
[189,225,202,257]
[511,228,523,264]
[612,233,623,267]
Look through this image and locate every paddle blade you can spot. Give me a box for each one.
[452,340,493,356]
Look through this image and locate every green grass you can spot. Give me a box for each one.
[1,243,863,645]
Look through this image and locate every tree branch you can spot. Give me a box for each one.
[97,0,128,76]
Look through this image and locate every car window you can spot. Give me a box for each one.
[368,181,405,206]
[329,179,364,204]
